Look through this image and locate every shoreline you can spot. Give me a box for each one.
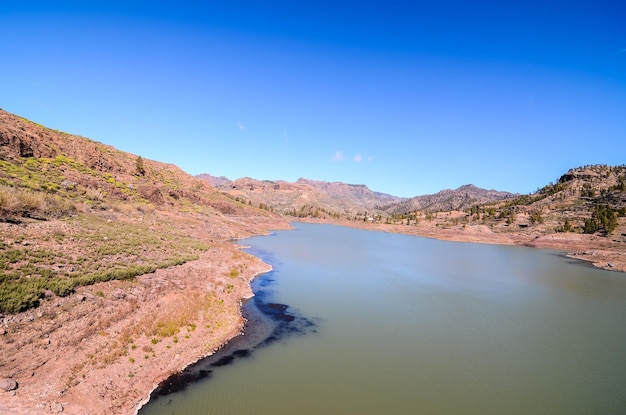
[2,218,623,415]
[0,211,289,415]
[293,218,626,273]
[133,262,272,415]
[135,220,626,412]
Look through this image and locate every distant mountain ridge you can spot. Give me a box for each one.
[194,175,404,218]
[383,184,517,214]
[195,173,231,188]
[196,172,516,219]
[295,178,404,207]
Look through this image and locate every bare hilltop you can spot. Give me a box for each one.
[1,108,625,414]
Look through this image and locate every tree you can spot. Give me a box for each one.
[584,218,599,234]
[136,156,146,176]
[585,205,618,235]
[529,210,544,225]
[595,205,618,234]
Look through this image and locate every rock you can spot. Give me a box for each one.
[0,378,18,392]
[0,327,6,335]
[111,289,126,300]
[43,289,55,298]
[76,294,86,302]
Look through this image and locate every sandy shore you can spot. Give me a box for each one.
[2,217,624,414]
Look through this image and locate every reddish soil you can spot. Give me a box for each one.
[0,212,290,415]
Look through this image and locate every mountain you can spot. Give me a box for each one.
[195,173,231,187]
[383,184,517,214]
[199,175,405,219]
[296,178,404,209]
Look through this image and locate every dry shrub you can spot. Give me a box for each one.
[135,290,205,340]
[84,187,105,202]
[111,201,135,216]
[0,185,76,219]
[136,203,155,215]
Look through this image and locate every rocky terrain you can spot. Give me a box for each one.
[195,173,231,188]
[1,107,625,414]
[0,109,290,414]
[201,175,403,219]
[381,183,516,213]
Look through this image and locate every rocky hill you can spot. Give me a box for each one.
[200,175,404,220]
[382,184,516,214]
[195,173,231,187]
[377,165,625,256]
[478,165,626,235]
[0,108,287,312]
[0,108,292,415]
[0,109,289,222]
[296,178,404,209]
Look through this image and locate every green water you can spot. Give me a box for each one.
[140,223,626,414]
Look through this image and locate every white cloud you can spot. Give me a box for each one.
[331,151,344,161]
[353,154,362,162]
[238,121,245,130]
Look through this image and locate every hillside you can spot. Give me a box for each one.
[201,175,403,220]
[382,184,516,214]
[195,173,231,187]
[296,178,404,209]
[0,109,275,221]
[479,165,626,235]
[0,109,289,414]
[0,108,289,311]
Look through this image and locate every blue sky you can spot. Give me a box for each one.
[1,1,624,197]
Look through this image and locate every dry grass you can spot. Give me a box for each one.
[0,184,77,220]
[0,213,209,313]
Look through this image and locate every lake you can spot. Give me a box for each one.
[140,223,626,414]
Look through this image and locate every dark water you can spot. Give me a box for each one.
[140,223,626,414]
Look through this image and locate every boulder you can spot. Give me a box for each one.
[111,289,126,300]
[0,378,18,392]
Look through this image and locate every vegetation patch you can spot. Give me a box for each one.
[0,215,208,313]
